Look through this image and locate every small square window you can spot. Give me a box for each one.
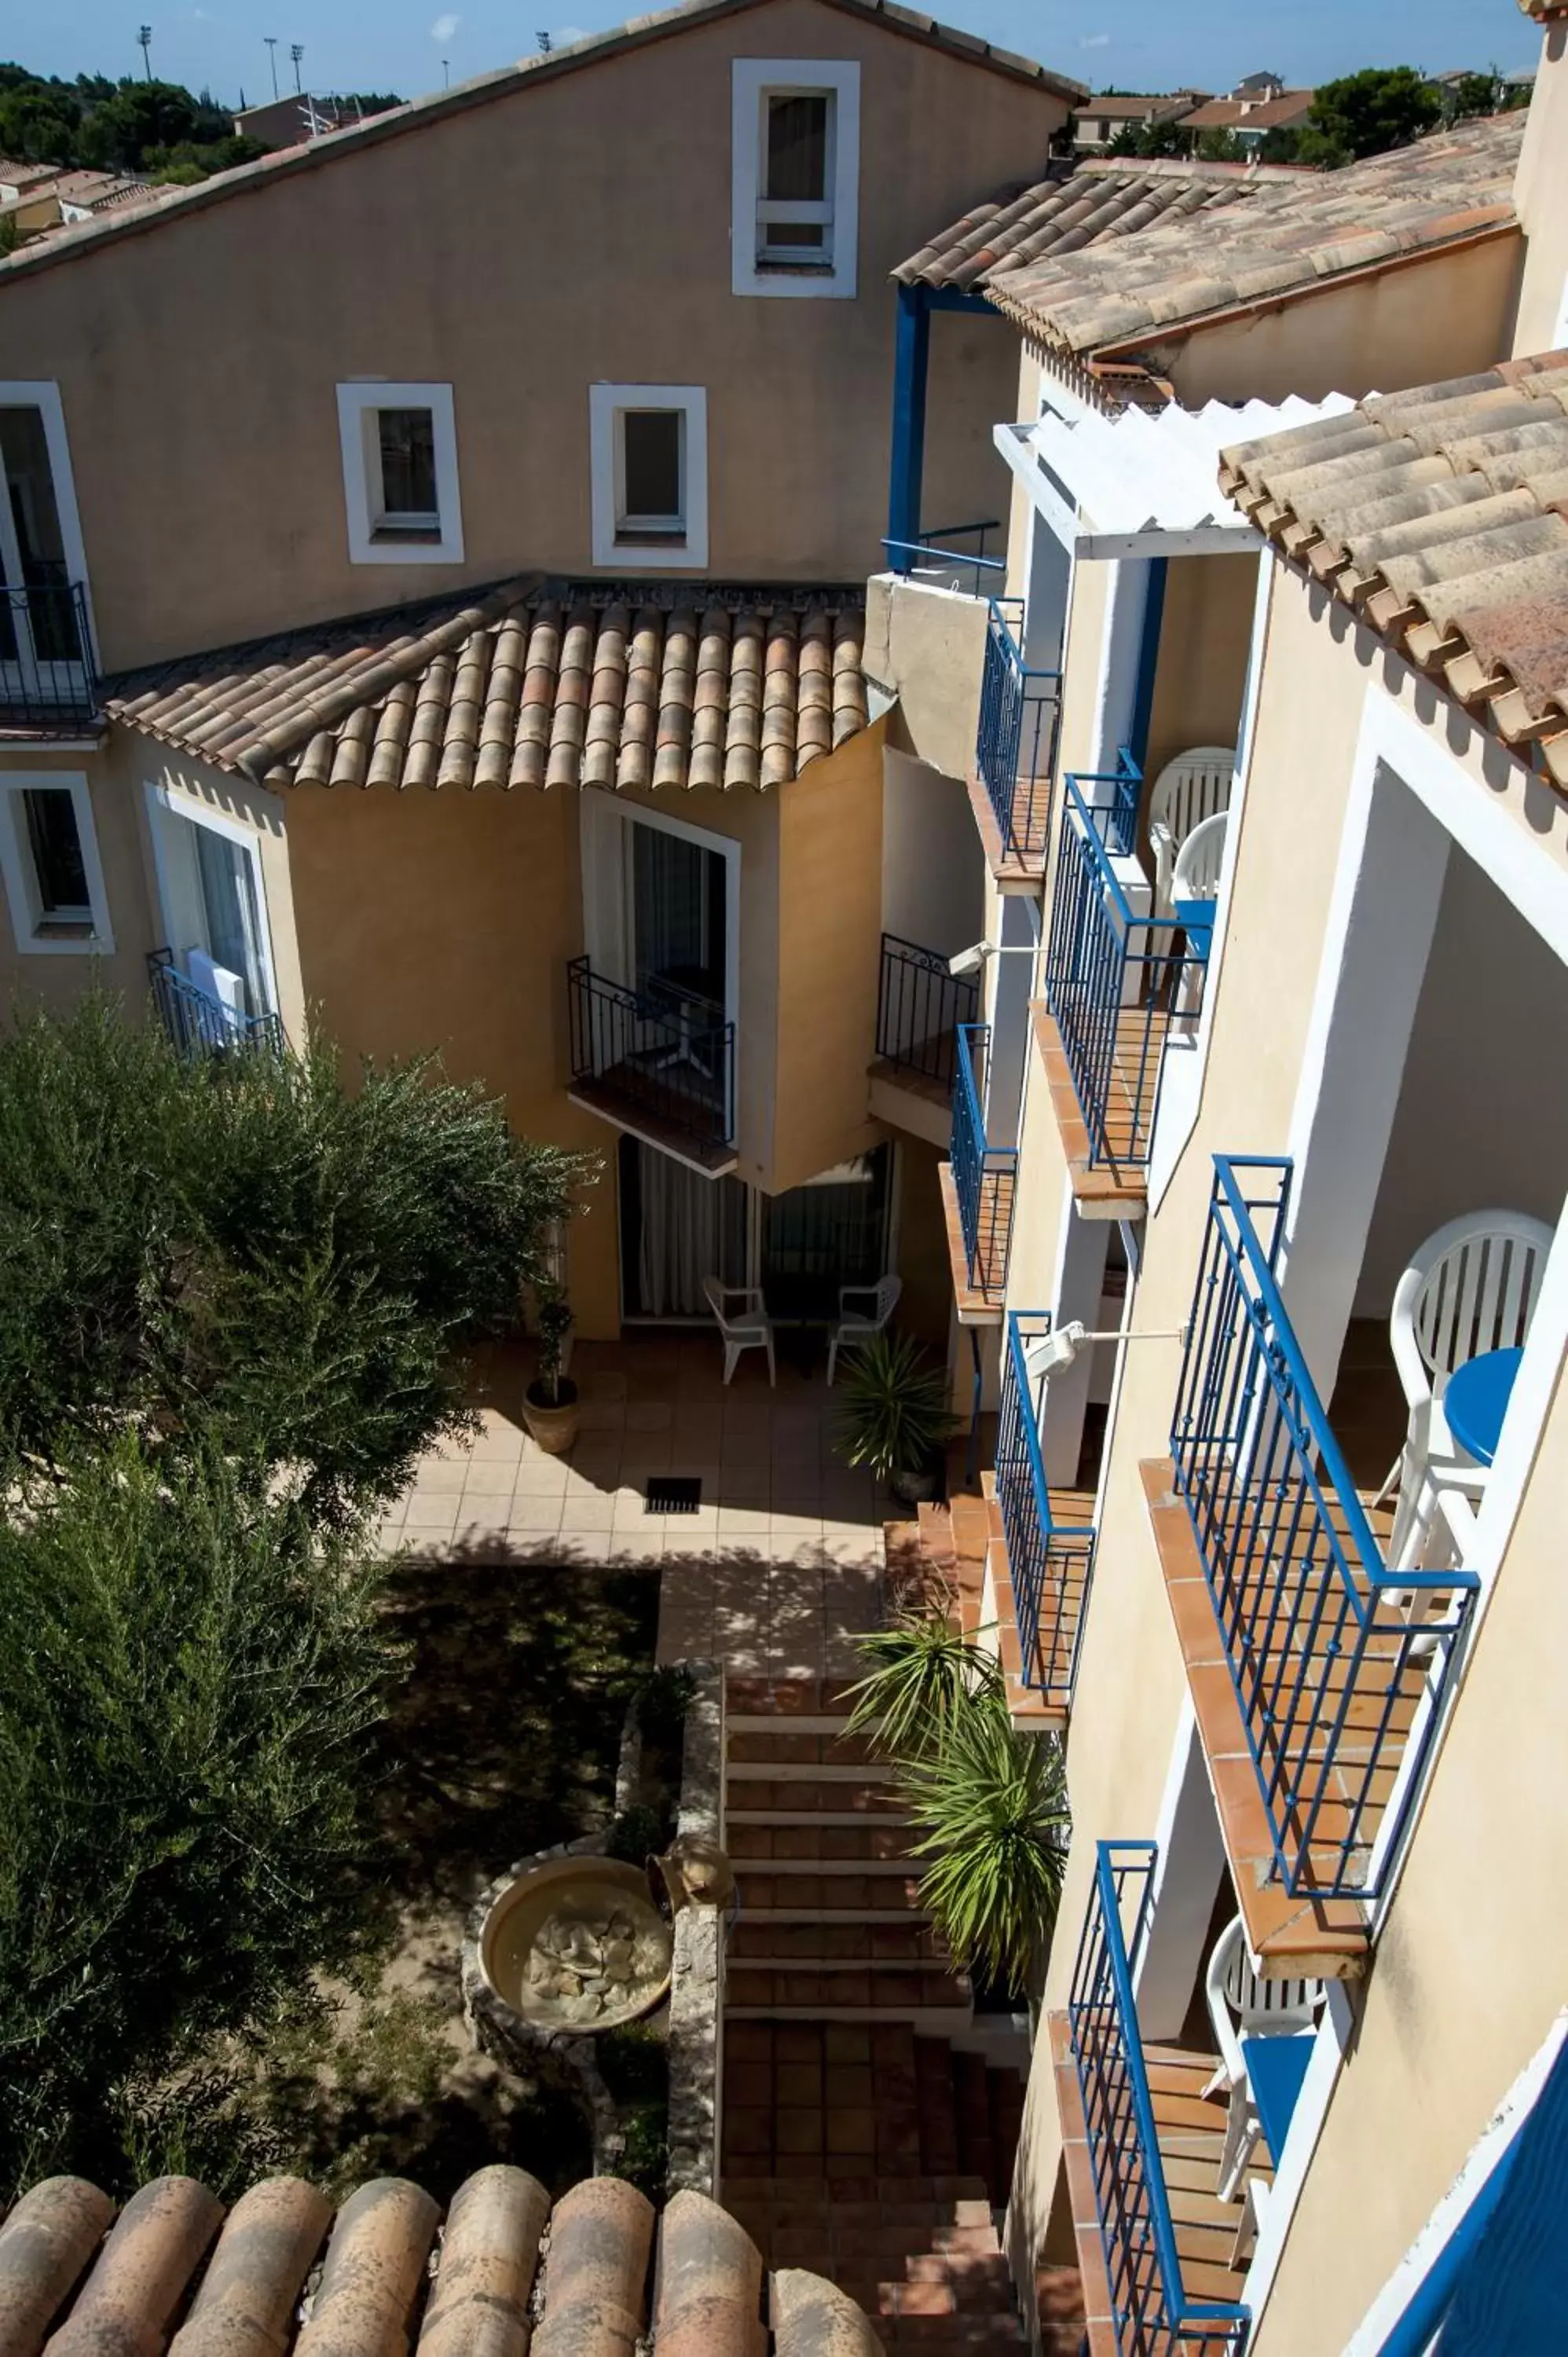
[619,411,685,537]
[732,60,859,300]
[590,386,708,570]
[335,381,463,565]
[0,772,112,953]
[375,407,439,530]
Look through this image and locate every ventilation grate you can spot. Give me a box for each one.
[646,1475,702,1515]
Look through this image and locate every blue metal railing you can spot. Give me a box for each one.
[1,577,99,730]
[1045,759,1197,1171]
[998,1311,1096,1699]
[876,933,979,1092]
[1171,1157,1480,1900]
[1071,1843,1250,2355]
[949,1023,1016,1297]
[568,955,736,1155]
[148,949,285,1055]
[881,518,1005,600]
[976,599,1063,861]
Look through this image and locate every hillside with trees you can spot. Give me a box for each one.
[0,61,401,185]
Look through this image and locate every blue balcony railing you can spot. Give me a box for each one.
[1071,1842,1250,2355]
[1045,761,1199,1172]
[976,599,1062,862]
[148,949,285,1056]
[877,933,979,1093]
[881,518,1005,600]
[998,1312,1096,1699]
[1171,1157,1480,1901]
[949,1023,1016,1298]
[568,955,735,1157]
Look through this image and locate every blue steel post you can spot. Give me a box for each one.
[888,284,930,553]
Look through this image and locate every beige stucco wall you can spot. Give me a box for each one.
[0,0,1068,671]
[1511,19,1568,356]
[1142,552,1255,795]
[864,576,991,782]
[1053,555,1111,783]
[1156,233,1524,409]
[1006,553,1568,2319]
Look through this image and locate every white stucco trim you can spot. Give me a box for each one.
[335,379,463,565]
[731,59,859,299]
[1147,549,1274,1214]
[143,779,281,1017]
[588,384,709,571]
[0,770,113,954]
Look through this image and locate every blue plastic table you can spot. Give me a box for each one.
[1241,2034,1314,2165]
[1174,895,1215,963]
[1442,1347,1523,1470]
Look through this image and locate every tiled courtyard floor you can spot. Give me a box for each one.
[385,1332,890,1681]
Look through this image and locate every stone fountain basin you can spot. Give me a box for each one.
[478,1854,672,2035]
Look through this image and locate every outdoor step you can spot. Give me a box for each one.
[726,1714,856,1738]
[719,2174,990,2205]
[727,1755,896,1784]
[725,1778,910,1822]
[731,1921,950,1965]
[724,1967,970,2015]
[729,1730,885,1769]
[728,1824,919,1865]
[735,1872,931,1917]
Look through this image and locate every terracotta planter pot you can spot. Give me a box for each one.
[522,1377,580,1456]
[890,1460,941,1505]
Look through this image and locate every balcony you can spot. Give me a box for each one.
[1057,1842,1250,2355]
[972,599,1062,885]
[1040,761,1200,1214]
[148,949,284,1056]
[566,955,737,1174]
[1156,1157,1478,1961]
[869,932,980,1146]
[939,1022,1015,1321]
[1,577,99,732]
[992,1312,1097,1713]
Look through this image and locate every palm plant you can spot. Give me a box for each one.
[833,1330,958,1484]
[840,1611,1001,1761]
[896,1693,1070,1992]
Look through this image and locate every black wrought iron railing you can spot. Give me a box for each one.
[876,933,978,1092]
[976,598,1062,860]
[568,955,735,1154]
[148,949,285,1056]
[0,578,99,730]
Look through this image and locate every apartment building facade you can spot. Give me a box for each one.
[0,0,1084,1346]
[867,5,1568,2341]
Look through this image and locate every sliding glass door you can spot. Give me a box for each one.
[620,1138,894,1324]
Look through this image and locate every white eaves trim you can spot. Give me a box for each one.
[995,388,1361,559]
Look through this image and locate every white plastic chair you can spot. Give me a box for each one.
[1171,808,1229,904]
[702,1277,775,1387]
[1148,746,1236,917]
[1378,1210,1553,1570]
[826,1275,903,1387]
[1203,1915,1324,2201]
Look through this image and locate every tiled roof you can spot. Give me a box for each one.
[0,2167,881,2357]
[108,579,870,793]
[0,0,1085,286]
[1219,350,1568,794]
[1178,90,1314,131]
[1074,93,1196,119]
[982,114,1524,359]
[893,159,1280,292]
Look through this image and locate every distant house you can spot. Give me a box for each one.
[1179,76,1315,148]
[1072,90,1207,152]
[232,93,361,149]
[48,172,160,225]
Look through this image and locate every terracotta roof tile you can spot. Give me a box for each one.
[943,115,1522,359]
[893,159,1269,291]
[0,2166,868,2357]
[106,581,870,794]
[1178,89,1314,131]
[1220,348,1568,793]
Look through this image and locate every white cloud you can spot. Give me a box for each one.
[556,24,587,39]
[1079,31,1110,47]
[430,13,460,41]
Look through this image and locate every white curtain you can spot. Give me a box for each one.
[639,1148,727,1317]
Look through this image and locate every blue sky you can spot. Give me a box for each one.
[11,0,1544,108]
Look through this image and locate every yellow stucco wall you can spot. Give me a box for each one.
[1142,552,1255,795]
[0,0,1068,671]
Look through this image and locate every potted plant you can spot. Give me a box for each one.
[522,1283,579,1454]
[834,1329,958,1505]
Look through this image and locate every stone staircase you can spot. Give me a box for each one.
[720,1675,1035,2350]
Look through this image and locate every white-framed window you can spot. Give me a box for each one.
[0,771,112,952]
[588,385,709,570]
[335,380,463,564]
[143,783,279,1025]
[731,59,859,299]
